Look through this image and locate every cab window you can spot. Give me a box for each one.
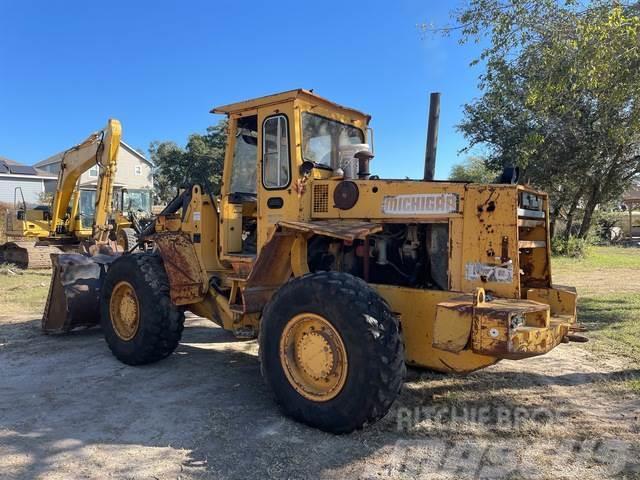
[262,115,290,189]
[230,115,258,194]
[79,189,96,229]
[301,112,364,169]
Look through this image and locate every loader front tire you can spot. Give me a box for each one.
[100,253,184,365]
[259,271,405,433]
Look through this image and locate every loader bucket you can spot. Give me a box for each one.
[0,241,62,269]
[42,253,117,334]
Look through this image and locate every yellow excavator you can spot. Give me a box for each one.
[1,119,122,268]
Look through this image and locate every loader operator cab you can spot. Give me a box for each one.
[213,89,369,263]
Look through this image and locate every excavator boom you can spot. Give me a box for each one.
[49,119,122,240]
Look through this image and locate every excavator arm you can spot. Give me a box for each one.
[50,119,122,242]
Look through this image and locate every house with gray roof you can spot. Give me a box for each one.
[0,156,57,207]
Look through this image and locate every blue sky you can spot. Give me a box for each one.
[0,0,484,179]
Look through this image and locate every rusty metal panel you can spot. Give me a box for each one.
[459,185,521,298]
[469,298,572,359]
[239,232,297,314]
[278,219,382,241]
[153,232,207,306]
[430,291,575,360]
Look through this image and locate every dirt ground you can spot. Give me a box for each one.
[0,308,638,480]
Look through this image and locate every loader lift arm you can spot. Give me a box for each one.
[49,119,122,242]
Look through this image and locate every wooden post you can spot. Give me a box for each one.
[423,92,441,181]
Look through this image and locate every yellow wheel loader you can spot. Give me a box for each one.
[1,119,124,268]
[44,90,584,433]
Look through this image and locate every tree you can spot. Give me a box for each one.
[436,1,640,238]
[150,121,227,203]
[449,156,499,183]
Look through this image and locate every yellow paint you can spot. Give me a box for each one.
[279,312,348,402]
[109,281,140,341]
[371,284,498,373]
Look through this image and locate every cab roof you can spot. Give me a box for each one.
[211,89,370,121]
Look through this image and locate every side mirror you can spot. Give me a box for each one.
[299,161,315,176]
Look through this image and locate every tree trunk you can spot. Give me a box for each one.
[577,156,621,238]
[578,183,600,238]
[563,188,584,239]
[550,203,561,238]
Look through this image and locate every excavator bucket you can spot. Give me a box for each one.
[42,253,116,334]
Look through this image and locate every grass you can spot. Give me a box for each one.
[553,246,640,365]
[553,245,640,270]
[0,264,50,316]
[626,379,640,393]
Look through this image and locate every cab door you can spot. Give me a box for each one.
[256,106,298,250]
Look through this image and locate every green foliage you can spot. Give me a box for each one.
[449,156,499,183]
[446,1,640,239]
[551,235,591,257]
[150,121,227,203]
[593,209,623,242]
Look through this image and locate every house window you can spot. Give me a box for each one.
[262,115,290,189]
[89,167,98,177]
[134,165,142,176]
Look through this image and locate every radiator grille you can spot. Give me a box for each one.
[313,184,329,213]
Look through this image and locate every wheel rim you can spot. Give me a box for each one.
[279,313,348,402]
[110,281,140,341]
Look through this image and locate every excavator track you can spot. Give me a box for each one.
[0,241,63,269]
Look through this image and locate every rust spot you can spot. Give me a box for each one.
[154,232,207,305]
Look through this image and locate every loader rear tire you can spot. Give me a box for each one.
[100,253,184,365]
[259,271,405,433]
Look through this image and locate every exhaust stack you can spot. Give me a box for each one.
[423,92,441,181]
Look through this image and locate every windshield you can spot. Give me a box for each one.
[301,112,364,169]
[122,189,152,213]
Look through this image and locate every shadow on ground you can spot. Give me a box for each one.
[0,317,638,479]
